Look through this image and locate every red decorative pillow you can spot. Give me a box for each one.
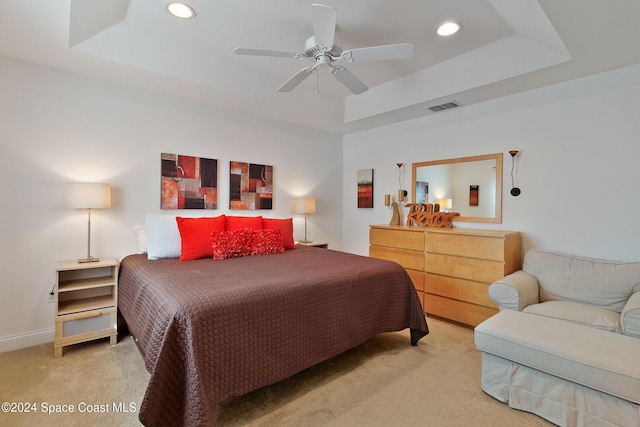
[250,229,285,255]
[225,216,263,231]
[211,229,252,260]
[176,216,226,261]
[262,217,296,250]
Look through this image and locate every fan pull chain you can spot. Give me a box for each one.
[316,69,320,93]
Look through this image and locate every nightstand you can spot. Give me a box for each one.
[297,242,329,249]
[54,258,118,358]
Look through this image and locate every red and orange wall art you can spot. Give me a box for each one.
[229,161,273,210]
[469,185,479,206]
[161,153,218,209]
[357,169,374,208]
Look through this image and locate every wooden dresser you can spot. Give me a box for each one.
[369,225,521,327]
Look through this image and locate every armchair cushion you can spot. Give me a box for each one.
[488,270,539,311]
[621,292,640,338]
[523,300,622,333]
[523,249,640,313]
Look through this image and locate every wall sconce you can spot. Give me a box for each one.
[67,182,111,263]
[293,197,315,243]
[509,150,521,196]
[397,163,407,202]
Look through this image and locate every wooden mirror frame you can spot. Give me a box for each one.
[411,153,503,224]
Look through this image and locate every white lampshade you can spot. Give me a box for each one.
[67,182,111,209]
[293,197,316,214]
[435,198,452,209]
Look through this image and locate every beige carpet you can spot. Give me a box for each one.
[0,317,552,426]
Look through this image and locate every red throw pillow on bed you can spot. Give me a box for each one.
[250,229,285,255]
[211,229,252,260]
[225,216,263,231]
[176,216,226,261]
[262,217,296,250]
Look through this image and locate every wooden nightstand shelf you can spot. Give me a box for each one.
[54,258,119,358]
[297,242,329,249]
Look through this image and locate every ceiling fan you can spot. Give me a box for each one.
[234,3,413,95]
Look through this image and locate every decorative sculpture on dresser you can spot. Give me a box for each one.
[406,203,459,228]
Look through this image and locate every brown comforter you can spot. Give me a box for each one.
[118,246,428,426]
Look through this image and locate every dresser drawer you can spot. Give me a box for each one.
[370,228,424,251]
[425,274,496,308]
[406,268,425,292]
[369,246,424,271]
[423,294,498,327]
[425,253,507,283]
[426,232,506,261]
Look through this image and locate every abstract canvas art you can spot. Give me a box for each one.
[229,161,273,210]
[161,153,218,209]
[469,185,479,206]
[357,169,374,208]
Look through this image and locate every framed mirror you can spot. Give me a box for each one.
[411,153,503,223]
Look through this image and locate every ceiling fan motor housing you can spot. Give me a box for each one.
[304,36,342,60]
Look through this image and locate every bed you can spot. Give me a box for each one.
[118,245,429,426]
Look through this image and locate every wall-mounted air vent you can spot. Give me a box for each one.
[427,101,462,112]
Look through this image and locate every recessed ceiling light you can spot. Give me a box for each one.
[437,22,461,37]
[166,2,196,19]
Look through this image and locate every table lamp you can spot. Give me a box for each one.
[293,197,315,243]
[67,182,111,263]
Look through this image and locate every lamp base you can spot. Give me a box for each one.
[78,257,100,263]
[298,239,313,244]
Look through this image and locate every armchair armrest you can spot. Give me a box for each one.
[488,270,540,311]
[621,292,640,339]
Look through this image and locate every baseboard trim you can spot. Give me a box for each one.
[0,328,54,353]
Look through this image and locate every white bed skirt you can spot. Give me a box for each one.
[481,352,640,427]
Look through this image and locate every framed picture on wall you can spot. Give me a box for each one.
[229,161,273,210]
[161,153,218,209]
[357,169,374,208]
[416,181,429,204]
[469,185,479,206]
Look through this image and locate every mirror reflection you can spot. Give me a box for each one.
[412,153,503,223]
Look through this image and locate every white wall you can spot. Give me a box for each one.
[0,57,343,351]
[343,64,640,261]
[4,56,640,352]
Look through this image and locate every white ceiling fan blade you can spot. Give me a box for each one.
[311,4,337,48]
[235,48,299,59]
[332,66,368,95]
[341,43,413,62]
[277,67,315,92]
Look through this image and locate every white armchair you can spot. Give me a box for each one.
[488,249,640,338]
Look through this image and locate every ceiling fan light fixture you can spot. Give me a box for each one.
[165,2,196,19]
[235,3,412,95]
[437,21,461,36]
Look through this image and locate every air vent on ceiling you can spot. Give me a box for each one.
[427,101,462,112]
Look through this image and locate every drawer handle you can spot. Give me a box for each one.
[73,311,102,320]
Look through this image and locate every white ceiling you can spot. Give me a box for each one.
[2,0,640,135]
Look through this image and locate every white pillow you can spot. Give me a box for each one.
[145,215,181,260]
[131,224,147,254]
